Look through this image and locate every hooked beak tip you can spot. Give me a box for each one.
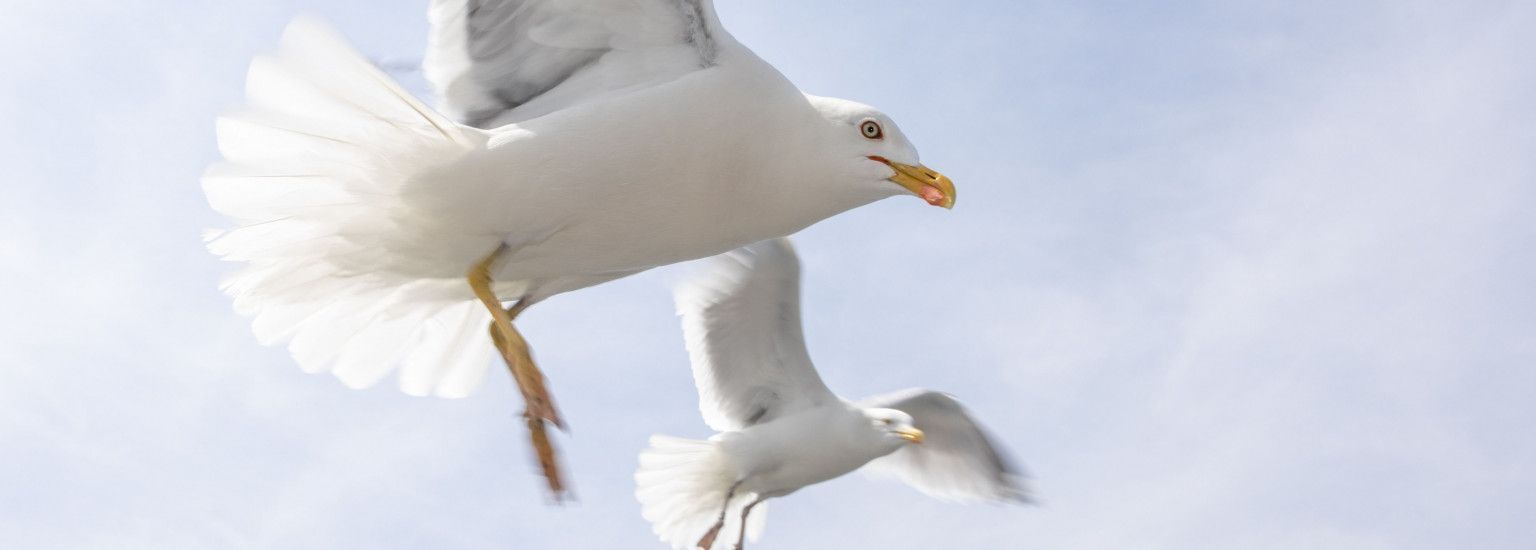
[898,428,925,444]
[870,156,956,209]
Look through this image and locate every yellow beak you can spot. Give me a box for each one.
[896,427,925,444]
[870,156,956,209]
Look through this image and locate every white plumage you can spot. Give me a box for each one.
[674,236,832,432]
[636,239,1027,549]
[204,1,955,404]
[636,435,768,547]
[205,19,494,397]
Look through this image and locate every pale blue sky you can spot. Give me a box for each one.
[2,1,1534,548]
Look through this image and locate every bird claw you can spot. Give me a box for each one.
[522,393,566,431]
[695,521,724,550]
[507,351,569,496]
[525,413,569,498]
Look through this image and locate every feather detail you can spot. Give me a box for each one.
[635,435,766,549]
[204,18,503,396]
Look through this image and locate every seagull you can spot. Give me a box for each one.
[203,0,955,499]
[636,239,1027,549]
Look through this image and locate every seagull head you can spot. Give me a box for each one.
[805,95,956,209]
[864,407,925,447]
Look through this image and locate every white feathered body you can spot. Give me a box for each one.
[635,403,901,549]
[205,20,890,397]
[720,403,902,497]
[412,62,865,284]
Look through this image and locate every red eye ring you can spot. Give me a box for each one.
[859,119,884,140]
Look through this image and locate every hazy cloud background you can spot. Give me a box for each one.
[2,1,1533,548]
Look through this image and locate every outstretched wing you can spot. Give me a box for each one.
[675,239,839,432]
[425,0,721,127]
[860,389,1031,503]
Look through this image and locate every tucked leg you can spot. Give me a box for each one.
[696,481,742,550]
[732,497,765,550]
[484,298,560,425]
[468,245,567,498]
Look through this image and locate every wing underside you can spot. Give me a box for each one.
[676,239,838,432]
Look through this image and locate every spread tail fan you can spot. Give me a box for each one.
[203,18,504,397]
[635,435,767,549]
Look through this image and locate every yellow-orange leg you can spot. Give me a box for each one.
[696,481,741,549]
[468,245,568,499]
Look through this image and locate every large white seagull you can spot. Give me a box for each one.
[204,0,956,497]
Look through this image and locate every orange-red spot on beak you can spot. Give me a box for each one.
[868,156,956,209]
[919,186,946,206]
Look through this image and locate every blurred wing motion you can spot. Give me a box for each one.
[425,0,719,127]
[860,389,1032,503]
[675,239,838,431]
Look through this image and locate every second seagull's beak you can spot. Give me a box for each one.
[869,156,956,209]
[896,427,925,444]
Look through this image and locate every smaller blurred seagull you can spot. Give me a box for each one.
[636,239,1028,550]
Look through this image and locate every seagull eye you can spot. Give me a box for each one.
[859,120,883,140]
[879,418,893,426]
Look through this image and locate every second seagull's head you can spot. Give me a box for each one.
[863,407,925,450]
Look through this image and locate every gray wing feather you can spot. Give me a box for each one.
[676,239,839,432]
[425,0,717,128]
[861,389,1032,503]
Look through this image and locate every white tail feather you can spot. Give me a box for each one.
[635,435,767,549]
[204,18,500,397]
